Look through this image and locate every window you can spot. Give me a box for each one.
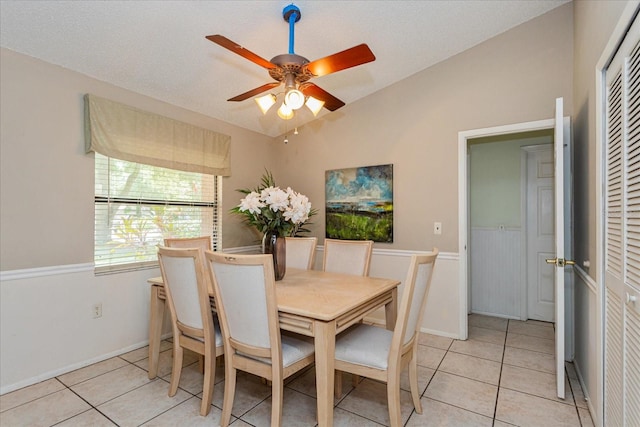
[94,153,220,273]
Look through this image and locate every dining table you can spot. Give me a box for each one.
[147,267,400,427]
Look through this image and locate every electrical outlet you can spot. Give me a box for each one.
[92,303,102,319]
[434,222,442,235]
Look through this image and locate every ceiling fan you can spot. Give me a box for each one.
[206,4,375,119]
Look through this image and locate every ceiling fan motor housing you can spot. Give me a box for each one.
[269,54,312,86]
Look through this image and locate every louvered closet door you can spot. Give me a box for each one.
[604,14,640,427]
[624,35,640,427]
[605,64,625,427]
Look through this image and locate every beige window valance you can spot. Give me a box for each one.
[84,94,231,176]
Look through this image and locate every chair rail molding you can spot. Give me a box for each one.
[0,262,94,281]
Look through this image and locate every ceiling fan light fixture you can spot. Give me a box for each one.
[284,88,305,110]
[305,96,325,116]
[255,93,276,114]
[277,103,294,120]
[207,4,376,122]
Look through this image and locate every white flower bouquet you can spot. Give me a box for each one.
[232,170,316,237]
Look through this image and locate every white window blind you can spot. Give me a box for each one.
[94,153,220,273]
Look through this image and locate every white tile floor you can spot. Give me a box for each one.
[0,314,595,426]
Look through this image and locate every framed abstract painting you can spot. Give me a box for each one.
[325,164,393,242]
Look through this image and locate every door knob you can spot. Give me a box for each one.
[545,258,576,267]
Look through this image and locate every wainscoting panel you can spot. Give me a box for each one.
[0,247,460,394]
[470,227,522,318]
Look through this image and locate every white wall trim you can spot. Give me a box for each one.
[0,332,171,395]
[0,263,94,281]
[223,244,459,260]
[574,358,598,427]
[370,248,458,260]
[1,246,459,393]
[0,248,458,279]
[223,245,261,254]
[574,265,597,295]
[366,317,460,339]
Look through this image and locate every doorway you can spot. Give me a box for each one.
[467,131,553,321]
[457,116,572,342]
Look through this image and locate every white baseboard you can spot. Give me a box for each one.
[0,332,173,396]
[365,316,459,339]
[573,359,598,426]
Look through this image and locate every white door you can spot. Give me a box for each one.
[526,146,556,321]
[548,97,572,399]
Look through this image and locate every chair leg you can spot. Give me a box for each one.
[168,340,183,397]
[220,362,236,427]
[271,379,284,427]
[198,354,205,374]
[200,353,216,416]
[387,375,402,427]
[408,354,422,413]
[352,374,360,387]
[334,371,343,399]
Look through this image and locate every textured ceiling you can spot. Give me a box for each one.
[0,0,569,137]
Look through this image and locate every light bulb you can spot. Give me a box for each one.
[255,94,276,114]
[277,103,294,120]
[284,89,305,110]
[305,96,324,116]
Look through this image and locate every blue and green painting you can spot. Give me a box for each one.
[325,164,393,242]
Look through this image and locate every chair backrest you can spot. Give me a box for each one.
[164,236,213,293]
[205,252,280,358]
[157,246,213,335]
[285,237,318,270]
[323,238,374,276]
[164,236,212,250]
[393,249,438,348]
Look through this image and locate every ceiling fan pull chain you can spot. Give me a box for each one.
[283,4,301,55]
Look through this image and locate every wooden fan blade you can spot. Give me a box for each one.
[304,44,375,77]
[299,83,345,111]
[228,82,281,102]
[206,35,276,70]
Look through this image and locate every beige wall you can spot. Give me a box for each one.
[572,0,631,280]
[272,3,574,253]
[0,48,277,270]
[0,4,575,267]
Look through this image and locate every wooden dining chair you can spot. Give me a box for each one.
[333,249,439,427]
[156,246,224,416]
[323,238,374,389]
[164,236,215,373]
[285,236,317,270]
[205,252,315,427]
[323,238,374,276]
[164,235,212,250]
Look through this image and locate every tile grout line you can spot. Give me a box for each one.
[564,364,586,427]
[51,377,122,427]
[491,318,509,426]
